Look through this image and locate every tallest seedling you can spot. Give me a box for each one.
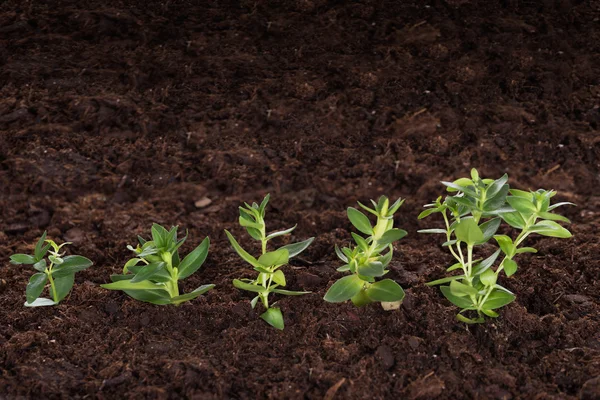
[419,168,573,323]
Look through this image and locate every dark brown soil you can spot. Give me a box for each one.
[1,0,599,399]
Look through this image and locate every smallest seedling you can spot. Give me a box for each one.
[10,231,93,307]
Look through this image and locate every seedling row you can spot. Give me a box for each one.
[10,169,573,330]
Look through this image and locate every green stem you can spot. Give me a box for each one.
[47,262,58,303]
[163,255,179,298]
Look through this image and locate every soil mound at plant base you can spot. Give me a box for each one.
[0,0,598,398]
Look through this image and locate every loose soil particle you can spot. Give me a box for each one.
[0,0,599,399]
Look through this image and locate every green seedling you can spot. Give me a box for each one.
[419,168,574,323]
[10,231,93,307]
[324,196,407,307]
[101,224,214,305]
[225,194,314,330]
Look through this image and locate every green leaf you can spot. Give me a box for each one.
[279,237,314,258]
[451,196,477,209]
[480,269,497,286]
[388,197,405,215]
[239,216,263,230]
[365,279,405,302]
[137,245,159,258]
[515,247,537,254]
[538,212,570,223]
[481,309,499,318]
[503,259,518,277]
[418,208,438,219]
[485,174,508,198]
[442,181,477,196]
[323,275,364,303]
[53,273,75,302]
[123,258,142,274]
[121,289,172,305]
[51,255,93,278]
[151,224,169,249]
[454,218,484,245]
[426,275,465,286]
[351,290,373,307]
[456,313,484,324]
[378,247,393,267]
[473,249,501,275]
[450,280,478,297]
[259,194,270,217]
[335,245,348,263]
[26,273,48,304]
[352,233,369,251]
[440,285,474,308]
[225,230,262,269]
[178,237,210,279]
[336,264,351,272]
[357,201,378,216]
[477,218,501,243]
[357,261,385,277]
[272,288,309,295]
[33,259,47,272]
[250,296,259,308]
[170,284,215,305]
[529,220,572,238]
[509,189,533,199]
[417,228,447,234]
[10,254,36,265]
[501,211,526,229]
[347,207,373,235]
[507,196,536,214]
[272,270,286,286]
[484,185,509,212]
[24,298,56,307]
[101,279,168,291]
[233,279,266,293]
[254,265,272,274]
[266,226,296,240]
[378,229,407,246]
[261,307,284,330]
[446,262,463,272]
[482,290,515,309]
[258,249,289,267]
[131,262,166,283]
[110,274,134,282]
[34,231,48,261]
[547,201,575,211]
[494,235,515,258]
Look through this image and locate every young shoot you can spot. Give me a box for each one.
[101,224,214,305]
[10,231,93,307]
[225,194,314,330]
[419,168,574,323]
[324,196,407,307]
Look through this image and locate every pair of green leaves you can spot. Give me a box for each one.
[325,196,406,308]
[324,275,405,304]
[227,195,314,330]
[10,232,93,307]
[101,224,214,306]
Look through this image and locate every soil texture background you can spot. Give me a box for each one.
[0,0,599,399]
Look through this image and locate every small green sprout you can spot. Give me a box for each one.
[101,224,214,305]
[324,196,407,307]
[419,168,574,323]
[225,194,314,330]
[10,231,93,307]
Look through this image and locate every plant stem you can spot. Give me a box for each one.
[46,262,58,303]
